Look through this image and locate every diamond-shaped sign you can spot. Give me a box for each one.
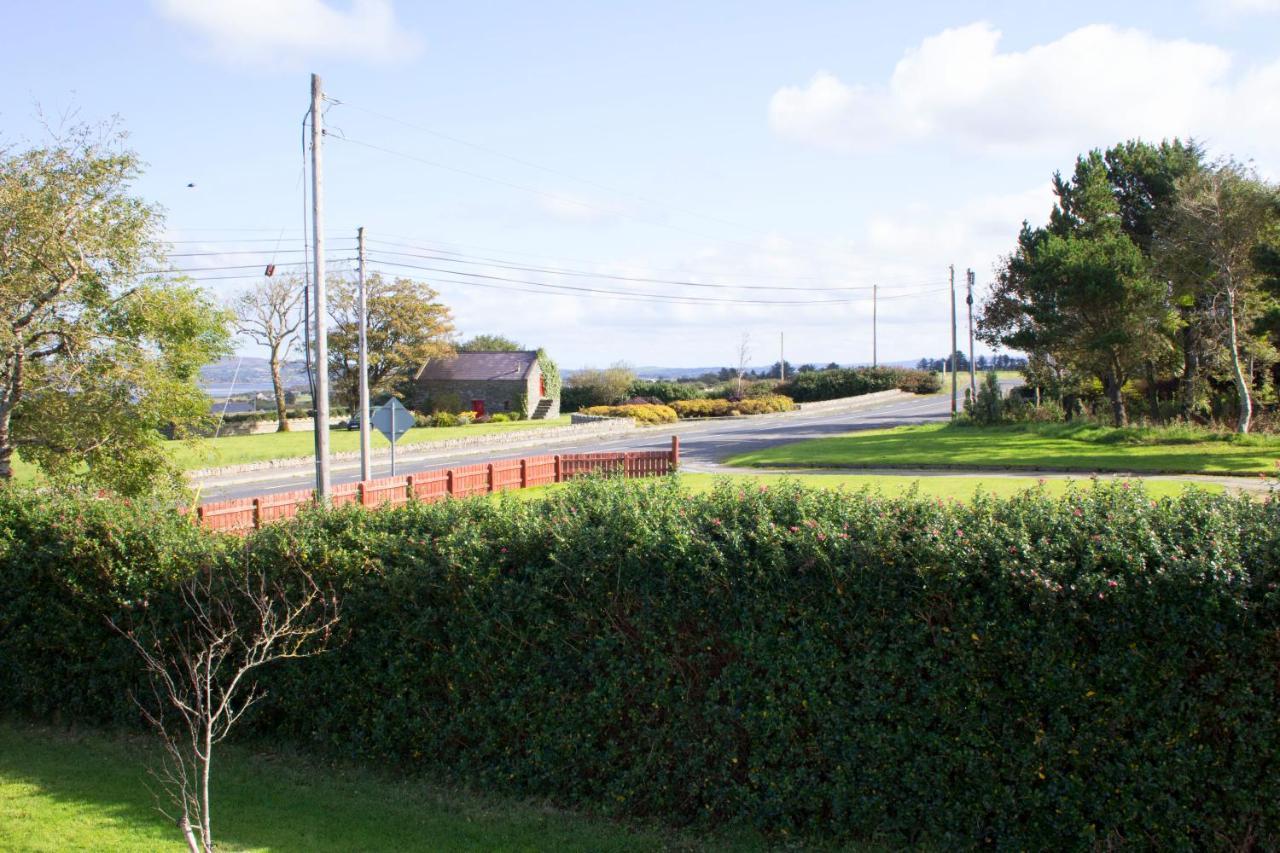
[371,398,412,444]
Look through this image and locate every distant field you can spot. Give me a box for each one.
[0,722,769,853]
[727,421,1280,476]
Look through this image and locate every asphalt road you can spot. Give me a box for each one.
[195,391,956,502]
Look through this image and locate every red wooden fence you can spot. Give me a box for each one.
[194,436,680,536]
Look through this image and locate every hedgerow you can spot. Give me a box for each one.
[578,403,678,424]
[672,395,795,417]
[1,480,1278,849]
[780,366,941,401]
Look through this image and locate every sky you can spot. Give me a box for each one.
[3,0,1280,369]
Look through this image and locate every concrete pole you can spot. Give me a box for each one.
[780,332,785,381]
[950,264,957,416]
[873,283,878,368]
[357,227,371,482]
[310,73,331,497]
[966,269,977,403]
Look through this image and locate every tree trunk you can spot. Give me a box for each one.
[1104,370,1127,427]
[0,347,24,481]
[1226,289,1252,433]
[1145,361,1161,425]
[269,348,290,432]
[200,721,213,852]
[179,814,201,853]
[1180,316,1199,422]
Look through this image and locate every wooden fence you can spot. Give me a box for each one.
[193,437,680,535]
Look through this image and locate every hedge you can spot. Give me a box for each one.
[578,403,677,424]
[1,481,1278,849]
[779,367,940,402]
[671,395,795,418]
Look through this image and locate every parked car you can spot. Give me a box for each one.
[344,413,361,431]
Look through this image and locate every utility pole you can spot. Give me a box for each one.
[950,264,957,416]
[872,284,878,368]
[357,227,371,482]
[966,269,976,403]
[310,73,331,498]
[780,332,785,381]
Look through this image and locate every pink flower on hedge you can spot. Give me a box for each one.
[789,526,799,533]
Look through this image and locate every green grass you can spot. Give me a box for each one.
[0,721,775,853]
[676,472,1226,500]
[727,421,1280,476]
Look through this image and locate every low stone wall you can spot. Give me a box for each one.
[188,417,638,479]
[211,416,319,437]
[794,389,907,413]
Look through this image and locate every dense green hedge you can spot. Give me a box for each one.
[2,480,1279,848]
[779,366,939,401]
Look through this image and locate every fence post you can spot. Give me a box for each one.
[446,469,455,496]
[195,505,206,528]
[357,481,367,506]
[251,498,261,531]
[520,458,528,489]
[671,435,680,472]
[554,454,561,483]
[624,451,635,479]
[406,474,416,502]
[487,463,495,493]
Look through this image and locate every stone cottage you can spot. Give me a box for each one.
[413,351,560,419]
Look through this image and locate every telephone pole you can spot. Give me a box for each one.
[872,284,878,368]
[780,332,785,381]
[310,73,331,497]
[950,264,957,416]
[357,227,371,482]
[966,269,977,403]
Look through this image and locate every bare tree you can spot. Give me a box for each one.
[233,277,304,431]
[735,332,752,397]
[1156,161,1279,433]
[112,567,339,853]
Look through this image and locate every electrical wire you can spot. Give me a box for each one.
[364,246,942,294]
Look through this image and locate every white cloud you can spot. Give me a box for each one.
[769,23,1280,159]
[154,0,421,66]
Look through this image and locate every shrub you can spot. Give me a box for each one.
[3,482,1280,848]
[578,403,677,424]
[734,394,795,414]
[430,411,459,427]
[779,367,902,402]
[563,364,636,411]
[671,398,734,418]
[489,413,512,423]
[895,368,942,395]
[629,379,706,403]
[456,411,477,425]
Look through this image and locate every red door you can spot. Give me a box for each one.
[471,399,485,417]
[539,374,546,397]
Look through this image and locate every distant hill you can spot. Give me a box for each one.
[200,357,310,394]
[625,361,921,380]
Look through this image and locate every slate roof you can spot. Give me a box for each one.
[415,351,538,382]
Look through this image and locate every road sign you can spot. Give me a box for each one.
[371,398,413,475]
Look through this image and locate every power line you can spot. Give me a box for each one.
[363,245,943,294]
[363,255,947,306]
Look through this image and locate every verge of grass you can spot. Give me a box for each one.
[727,421,1280,476]
[0,721,773,853]
[171,415,572,471]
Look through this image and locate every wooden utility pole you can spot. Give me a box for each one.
[872,284,878,368]
[310,73,331,497]
[357,227,371,482]
[950,264,957,416]
[966,269,977,403]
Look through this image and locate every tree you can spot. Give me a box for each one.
[113,566,339,853]
[232,277,302,431]
[0,121,232,493]
[458,333,522,352]
[735,333,752,396]
[981,150,1176,426]
[1155,161,1280,432]
[327,273,455,409]
[564,362,636,408]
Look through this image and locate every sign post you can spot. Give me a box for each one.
[371,398,413,476]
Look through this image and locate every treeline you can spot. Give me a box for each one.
[562,364,940,411]
[980,140,1280,432]
[917,352,1026,372]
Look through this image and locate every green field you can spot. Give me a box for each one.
[0,722,776,853]
[676,472,1226,500]
[727,422,1280,476]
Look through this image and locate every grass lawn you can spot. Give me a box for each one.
[0,721,775,853]
[726,421,1280,476]
[169,415,573,471]
[676,472,1226,500]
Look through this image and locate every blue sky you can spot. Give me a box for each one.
[4,1,1279,368]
